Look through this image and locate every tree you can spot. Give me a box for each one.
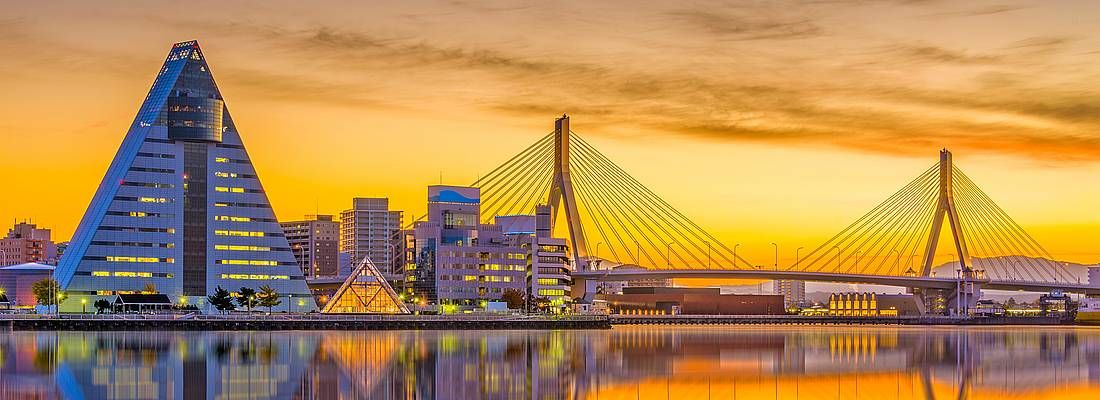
[237,287,257,312]
[257,285,282,313]
[93,299,111,314]
[501,288,525,310]
[142,282,158,294]
[31,278,66,312]
[207,286,236,314]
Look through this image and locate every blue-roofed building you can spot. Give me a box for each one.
[53,41,316,312]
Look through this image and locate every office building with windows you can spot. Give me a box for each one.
[53,40,316,312]
[407,186,571,308]
[340,198,403,282]
[775,279,806,308]
[0,222,60,266]
[281,215,339,278]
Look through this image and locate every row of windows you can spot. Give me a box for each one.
[214,230,265,237]
[213,202,270,209]
[214,186,262,194]
[113,196,173,204]
[538,289,567,297]
[214,244,271,252]
[99,226,175,234]
[90,241,174,248]
[213,171,257,179]
[215,143,245,149]
[136,152,175,159]
[106,211,175,218]
[442,251,526,259]
[121,181,176,189]
[213,216,278,223]
[220,274,289,280]
[90,271,174,278]
[129,166,175,174]
[214,157,249,164]
[537,278,567,286]
[144,137,174,144]
[217,259,278,266]
[108,256,173,263]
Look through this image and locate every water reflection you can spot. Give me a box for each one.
[2,326,1099,399]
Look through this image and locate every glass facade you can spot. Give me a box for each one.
[53,40,317,312]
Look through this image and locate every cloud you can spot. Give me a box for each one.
[665,9,824,41]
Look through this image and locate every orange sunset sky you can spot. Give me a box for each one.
[2,1,1100,266]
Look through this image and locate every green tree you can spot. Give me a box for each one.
[142,282,158,294]
[501,288,525,310]
[93,299,111,314]
[257,285,282,313]
[237,287,257,312]
[31,278,66,312]
[207,286,236,314]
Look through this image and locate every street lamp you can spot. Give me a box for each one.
[704,240,712,269]
[734,244,740,268]
[81,298,87,314]
[891,250,900,275]
[634,241,640,264]
[665,242,677,268]
[770,243,778,271]
[289,294,294,314]
[595,242,603,260]
[833,246,841,272]
[795,247,804,270]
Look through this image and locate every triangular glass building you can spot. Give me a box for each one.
[54,40,317,312]
[322,256,409,314]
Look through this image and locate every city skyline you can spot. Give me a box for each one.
[3,1,1100,265]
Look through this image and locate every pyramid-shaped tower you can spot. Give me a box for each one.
[54,40,317,312]
[321,256,409,314]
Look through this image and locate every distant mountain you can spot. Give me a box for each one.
[929,255,1097,284]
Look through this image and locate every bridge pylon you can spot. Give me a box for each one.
[920,149,972,277]
[546,114,590,268]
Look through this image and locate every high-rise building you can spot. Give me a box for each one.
[53,40,316,312]
[340,198,403,282]
[281,215,339,278]
[407,186,572,308]
[775,279,806,308]
[0,222,59,266]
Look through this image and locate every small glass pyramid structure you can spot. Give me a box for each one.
[322,256,410,314]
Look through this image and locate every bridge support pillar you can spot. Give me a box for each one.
[946,278,982,315]
[571,276,598,303]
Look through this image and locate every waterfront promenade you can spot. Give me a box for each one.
[1,313,1081,331]
[0,313,611,331]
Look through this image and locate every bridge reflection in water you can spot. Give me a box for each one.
[1,327,1098,399]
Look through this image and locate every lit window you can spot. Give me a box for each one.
[214,230,265,237]
[138,197,169,203]
[92,271,110,277]
[215,157,229,163]
[218,259,277,266]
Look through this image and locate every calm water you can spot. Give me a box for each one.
[2,326,1099,399]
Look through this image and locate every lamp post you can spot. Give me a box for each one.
[289,294,294,314]
[634,241,640,264]
[595,242,603,261]
[891,250,900,275]
[704,240,712,269]
[665,242,677,268]
[770,243,778,271]
[833,246,841,272]
[734,244,740,268]
[81,298,87,314]
[795,247,804,270]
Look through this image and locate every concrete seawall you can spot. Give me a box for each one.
[611,315,1071,326]
[4,316,611,331]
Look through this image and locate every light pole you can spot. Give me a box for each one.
[595,242,603,260]
[704,240,712,269]
[833,246,841,272]
[795,247,804,270]
[665,242,678,268]
[770,243,778,271]
[81,298,87,314]
[734,244,740,268]
[289,294,294,314]
[634,241,640,264]
[891,250,900,275]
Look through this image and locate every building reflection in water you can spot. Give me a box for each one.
[1,326,1099,399]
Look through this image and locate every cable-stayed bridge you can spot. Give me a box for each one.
[474,115,1099,312]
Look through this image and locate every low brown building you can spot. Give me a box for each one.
[598,287,785,315]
